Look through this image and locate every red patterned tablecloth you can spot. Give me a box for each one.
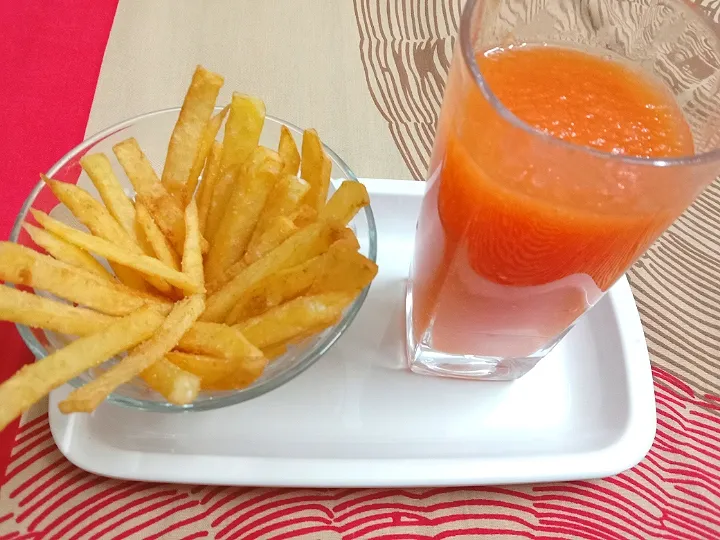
[1,1,719,539]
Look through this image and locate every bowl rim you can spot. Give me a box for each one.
[9,107,378,413]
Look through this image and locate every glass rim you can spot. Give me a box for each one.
[459,0,720,168]
[9,107,378,413]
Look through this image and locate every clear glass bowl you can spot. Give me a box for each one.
[9,108,377,412]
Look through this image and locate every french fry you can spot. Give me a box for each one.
[80,153,137,239]
[300,129,332,211]
[333,228,361,251]
[245,175,309,255]
[235,292,354,349]
[43,176,152,292]
[136,203,181,270]
[278,125,301,176]
[226,242,375,324]
[23,223,115,281]
[205,147,283,283]
[162,66,224,201]
[59,294,205,413]
[197,141,223,235]
[182,199,203,287]
[0,283,114,336]
[187,105,229,204]
[0,305,164,430]
[201,220,341,322]
[289,204,318,227]
[203,166,239,242]
[0,242,168,316]
[262,344,288,361]
[319,180,370,225]
[219,93,266,172]
[243,216,297,266]
[32,210,202,295]
[112,138,161,194]
[205,94,265,242]
[308,243,378,295]
[166,351,267,390]
[225,253,327,324]
[139,358,200,405]
[176,322,260,360]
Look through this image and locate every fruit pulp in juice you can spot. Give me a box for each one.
[412,46,694,358]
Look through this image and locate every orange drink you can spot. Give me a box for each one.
[406,0,720,380]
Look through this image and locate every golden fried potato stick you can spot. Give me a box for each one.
[205,94,266,242]
[0,242,168,315]
[300,129,332,211]
[205,148,283,283]
[245,175,309,255]
[235,292,355,349]
[166,350,267,390]
[59,294,205,412]
[182,199,204,288]
[23,223,115,281]
[32,210,202,295]
[43,176,154,292]
[0,283,113,336]
[80,153,138,239]
[186,105,229,204]
[176,321,260,359]
[201,220,341,322]
[243,216,298,266]
[162,66,224,202]
[139,358,200,404]
[0,305,165,430]
[196,141,223,236]
[136,203,181,270]
[289,204,318,227]
[278,125,301,176]
[319,180,370,225]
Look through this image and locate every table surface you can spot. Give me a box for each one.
[1,1,719,539]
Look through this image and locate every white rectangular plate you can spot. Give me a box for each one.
[49,179,656,487]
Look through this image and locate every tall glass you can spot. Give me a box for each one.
[406,0,720,380]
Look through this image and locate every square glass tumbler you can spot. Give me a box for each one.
[406,0,720,380]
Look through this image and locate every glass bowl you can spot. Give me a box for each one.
[9,108,377,412]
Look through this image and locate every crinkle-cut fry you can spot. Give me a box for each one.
[278,125,301,176]
[201,220,341,323]
[197,141,223,236]
[205,148,283,283]
[139,357,200,405]
[0,305,164,430]
[235,292,355,349]
[182,199,204,288]
[300,128,332,211]
[187,105,228,205]
[176,322,260,360]
[32,210,202,295]
[80,153,138,239]
[136,203,180,270]
[203,166,238,243]
[59,294,205,413]
[245,175,309,255]
[42,175,152,292]
[319,180,370,226]
[166,351,267,390]
[0,283,114,336]
[243,216,297,266]
[162,65,224,202]
[23,223,115,281]
[0,242,169,316]
[289,204,318,227]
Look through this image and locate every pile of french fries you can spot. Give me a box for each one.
[0,65,377,430]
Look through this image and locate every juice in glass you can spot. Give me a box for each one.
[406,0,720,380]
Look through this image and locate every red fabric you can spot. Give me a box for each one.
[0,0,119,482]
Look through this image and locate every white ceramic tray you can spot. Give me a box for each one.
[48,179,656,487]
